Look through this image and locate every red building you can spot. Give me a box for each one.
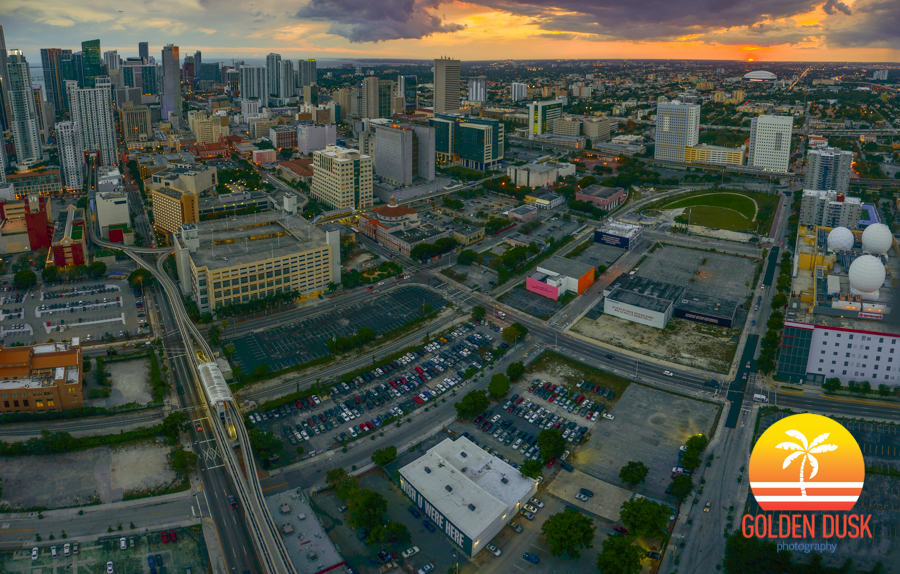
[51,206,87,267]
[0,194,53,250]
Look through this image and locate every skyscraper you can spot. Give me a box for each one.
[0,25,10,131]
[194,51,202,74]
[748,115,793,172]
[805,147,853,193]
[41,48,71,115]
[370,123,436,186]
[299,59,317,88]
[139,42,149,63]
[361,76,392,119]
[7,50,44,166]
[69,80,117,166]
[182,55,195,83]
[468,76,486,103]
[654,100,701,162]
[56,120,83,190]
[140,64,158,96]
[161,44,181,120]
[278,60,295,98]
[239,66,267,101]
[433,57,460,114]
[311,146,373,210]
[511,82,527,101]
[526,99,564,138]
[81,39,102,87]
[103,50,119,75]
[398,75,417,112]
[266,53,281,99]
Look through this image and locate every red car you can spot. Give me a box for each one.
[548,395,556,403]
[306,397,315,407]
[389,380,398,388]
[415,367,424,373]
[413,396,424,405]
[515,397,524,405]
[613,526,628,534]
[169,530,177,542]
[545,457,557,467]
[161,531,169,544]
[359,424,367,433]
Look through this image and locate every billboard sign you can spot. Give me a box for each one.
[858,312,883,320]
[595,230,628,249]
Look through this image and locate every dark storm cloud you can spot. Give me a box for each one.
[296,0,465,42]
[823,0,900,48]
[822,0,852,15]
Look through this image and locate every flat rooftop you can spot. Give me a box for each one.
[399,437,535,540]
[264,489,345,574]
[538,255,595,279]
[579,184,624,199]
[607,284,679,313]
[392,223,446,244]
[789,225,900,334]
[186,212,328,271]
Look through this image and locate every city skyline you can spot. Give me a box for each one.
[2,0,899,65]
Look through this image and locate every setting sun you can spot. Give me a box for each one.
[748,57,755,61]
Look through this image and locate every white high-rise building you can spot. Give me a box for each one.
[468,76,486,103]
[654,100,700,163]
[266,53,281,99]
[748,115,793,172]
[239,66,268,101]
[69,82,117,167]
[56,120,83,190]
[526,99,564,138]
[7,50,44,166]
[511,82,527,101]
[805,147,853,194]
[278,60,295,98]
[297,124,337,154]
[103,50,119,73]
[161,44,181,121]
[433,57,460,114]
[240,99,260,118]
[799,189,862,229]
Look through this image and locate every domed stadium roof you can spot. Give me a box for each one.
[743,70,777,80]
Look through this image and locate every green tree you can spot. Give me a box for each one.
[878,384,892,397]
[472,306,486,321]
[88,261,107,278]
[169,448,199,476]
[540,508,596,558]
[160,412,187,443]
[248,429,284,467]
[596,535,643,574]
[723,530,793,574]
[13,269,36,289]
[326,468,359,500]
[208,325,222,347]
[520,459,543,479]
[454,390,490,419]
[457,250,478,266]
[537,429,566,461]
[502,322,528,344]
[347,488,387,532]
[128,268,155,289]
[859,381,872,395]
[488,373,510,398]
[371,446,398,467]
[41,266,59,283]
[619,497,670,539]
[619,461,649,487]
[506,361,525,382]
[771,293,787,310]
[668,474,694,503]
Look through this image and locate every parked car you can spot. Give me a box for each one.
[522,553,540,564]
[486,544,502,556]
[401,546,420,558]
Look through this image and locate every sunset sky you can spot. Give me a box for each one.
[3,0,899,65]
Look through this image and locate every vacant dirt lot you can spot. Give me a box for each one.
[0,444,177,509]
[573,314,738,373]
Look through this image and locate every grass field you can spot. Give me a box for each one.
[659,189,781,234]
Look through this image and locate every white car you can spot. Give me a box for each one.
[402,546,420,558]
[107,562,114,574]
[663,371,673,377]
[32,548,38,561]
[119,538,126,550]
[417,564,434,574]
[603,413,615,420]
[486,544,502,556]
[64,544,70,556]
[348,426,358,437]
[530,498,544,508]
[679,445,688,452]
[575,493,589,501]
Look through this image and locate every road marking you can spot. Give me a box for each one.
[263,482,288,491]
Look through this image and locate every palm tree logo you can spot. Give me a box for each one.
[776,430,838,497]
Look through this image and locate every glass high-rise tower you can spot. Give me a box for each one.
[81,39,102,87]
[7,50,44,166]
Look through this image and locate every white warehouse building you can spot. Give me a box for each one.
[398,437,536,557]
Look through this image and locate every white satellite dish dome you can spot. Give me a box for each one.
[849,255,886,294]
[861,223,892,255]
[827,227,855,251]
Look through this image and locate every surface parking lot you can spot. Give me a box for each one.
[0,280,146,346]
[249,325,498,457]
[575,384,718,500]
[501,288,563,320]
[229,286,448,373]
